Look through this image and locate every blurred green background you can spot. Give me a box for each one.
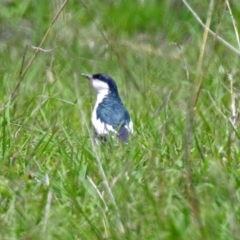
[0,0,240,239]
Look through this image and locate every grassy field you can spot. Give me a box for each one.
[1,0,240,239]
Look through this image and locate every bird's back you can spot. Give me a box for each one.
[96,93,132,141]
[97,93,130,127]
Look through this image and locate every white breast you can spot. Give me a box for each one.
[91,89,133,136]
[92,112,133,136]
[91,90,117,135]
[91,110,117,135]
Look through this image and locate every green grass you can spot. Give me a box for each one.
[1,0,240,239]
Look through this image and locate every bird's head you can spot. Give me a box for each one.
[81,73,118,96]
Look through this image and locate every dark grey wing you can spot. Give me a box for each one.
[97,96,131,141]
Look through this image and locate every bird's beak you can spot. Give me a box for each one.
[81,73,92,80]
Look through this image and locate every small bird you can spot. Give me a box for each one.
[81,73,133,142]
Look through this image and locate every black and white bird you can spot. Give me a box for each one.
[81,73,133,142]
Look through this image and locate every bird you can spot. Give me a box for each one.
[81,73,133,142]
